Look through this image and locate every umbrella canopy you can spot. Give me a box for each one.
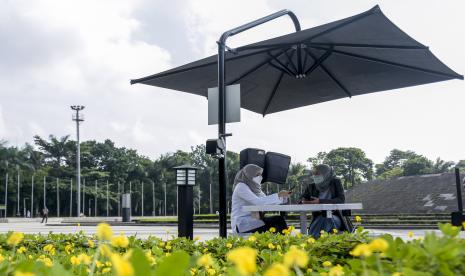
[131,5,462,116]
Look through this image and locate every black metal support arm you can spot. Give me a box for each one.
[217,9,301,238]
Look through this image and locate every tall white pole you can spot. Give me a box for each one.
[56,178,59,217]
[209,180,212,214]
[117,181,120,217]
[106,180,109,217]
[43,176,46,208]
[71,105,84,217]
[164,180,167,216]
[152,181,155,216]
[4,173,8,218]
[94,180,97,217]
[16,168,20,216]
[129,181,132,216]
[141,182,144,216]
[70,178,73,217]
[31,174,34,218]
[198,186,201,214]
[82,178,85,216]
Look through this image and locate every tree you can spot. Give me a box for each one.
[308,147,373,189]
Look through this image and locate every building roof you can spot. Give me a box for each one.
[346,172,465,214]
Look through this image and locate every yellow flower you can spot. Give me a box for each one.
[7,232,24,247]
[355,216,362,223]
[97,223,113,241]
[307,237,316,244]
[190,268,197,276]
[70,255,81,266]
[207,268,216,275]
[269,227,276,233]
[100,244,112,257]
[17,246,26,254]
[283,246,308,268]
[407,232,414,238]
[39,257,53,267]
[332,228,338,234]
[321,272,328,276]
[227,247,257,275]
[77,223,81,227]
[197,254,213,267]
[226,243,233,249]
[43,244,55,255]
[111,235,129,248]
[194,236,201,242]
[28,255,33,260]
[102,267,112,273]
[350,244,372,257]
[368,238,389,252]
[248,236,257,242]
[96,260,104,268]
[14,272,35,276]
[65,244,73,254]
[307,268,313,273]
[0,255,4,262]
[88,239,95,248]
[329,265,344,276]
[264,263,289,276]
[78,253,91,265]
[111,253,134,276]
[276,245,282,251]
[165,245,172,250]
[322,261,332,267]
[268,243,275,250]
[392,272,402,276]
[145,251,156,265]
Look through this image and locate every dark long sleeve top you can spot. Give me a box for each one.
[300,178,345,219]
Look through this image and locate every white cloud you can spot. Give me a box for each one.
[0,0,464,165]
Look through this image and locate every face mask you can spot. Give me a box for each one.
[313,175,324,184]
[252,175,263,184]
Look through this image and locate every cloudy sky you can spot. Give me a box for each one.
[1,0,464,165]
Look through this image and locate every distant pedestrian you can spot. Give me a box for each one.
[41,206,49,223]
[26,210,31,218]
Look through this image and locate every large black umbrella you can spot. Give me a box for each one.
[132,6,462,116]
[131,6,462,237]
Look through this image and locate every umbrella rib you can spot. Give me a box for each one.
[268,51,296,76]
[262,71,285,116]
[268,61,293,77]
[304,47,333,76]
[284,50,298,75]
[226,51,286,85]
[309,45,464,80]
[304,48,352,97]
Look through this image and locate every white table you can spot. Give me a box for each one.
[242,203,363,234]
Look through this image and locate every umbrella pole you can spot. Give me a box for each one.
[216,9,301,238]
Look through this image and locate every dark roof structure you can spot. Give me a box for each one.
[346,173,465,214]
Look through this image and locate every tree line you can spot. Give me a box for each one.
[0,135,463,217]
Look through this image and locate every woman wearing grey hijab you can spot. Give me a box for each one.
[300,164,345,238]
[231,164,291,234]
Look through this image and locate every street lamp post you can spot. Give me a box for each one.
[71,105,85,216]
[16,166,20,217]
[174,165,199,239]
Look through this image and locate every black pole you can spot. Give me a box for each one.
[216,9,301,238]
[456,168,463,212]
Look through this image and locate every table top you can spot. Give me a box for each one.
[242,203,362,212]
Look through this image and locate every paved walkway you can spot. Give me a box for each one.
[0,219,463,241]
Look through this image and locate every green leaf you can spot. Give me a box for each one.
[131,248,153,276]
[154,251,190,276]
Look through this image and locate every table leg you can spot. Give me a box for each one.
[300,212,307,234]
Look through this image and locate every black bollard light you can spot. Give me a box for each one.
[174,165,199,239]
[122,193,131,222]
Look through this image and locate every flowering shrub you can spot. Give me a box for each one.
[0,222,464,275]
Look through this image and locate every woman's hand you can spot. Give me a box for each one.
[278,190,292,198]
[301,198,320,204]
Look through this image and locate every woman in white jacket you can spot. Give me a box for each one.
[231,164,292,234]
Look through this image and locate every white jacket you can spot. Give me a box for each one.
[231,182,285,233]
